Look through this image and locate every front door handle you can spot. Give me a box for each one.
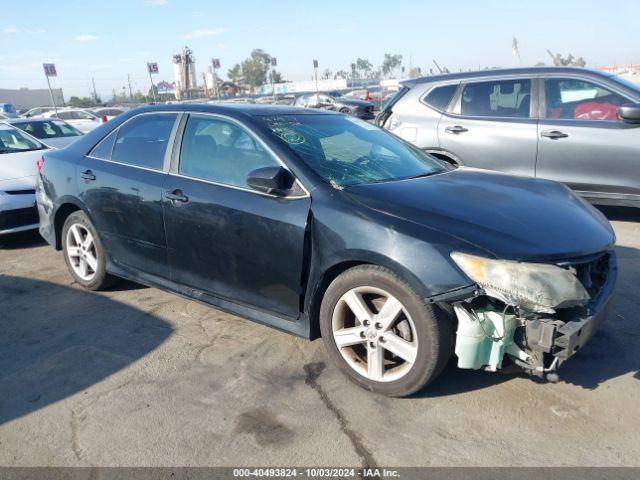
[165,189,189,204]
[541,130,569,139]
[445,125,469,134]
[80,170,96,181]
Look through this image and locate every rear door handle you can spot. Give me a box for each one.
[80,170,96,181]
[541,130,569,139]
[165,189,189,204]
[445,125,468,134]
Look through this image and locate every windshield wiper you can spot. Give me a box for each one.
[408,171,438,180]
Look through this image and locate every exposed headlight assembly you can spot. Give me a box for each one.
[451,252,590,313]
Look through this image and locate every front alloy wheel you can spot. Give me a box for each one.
[320,265,453,397]
[332,286,418,382]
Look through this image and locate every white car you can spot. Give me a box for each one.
[0,123,48,235]
[7,118,83,149]
[42,108,102,133]
[23,106,56,118]
[92,107,126,121]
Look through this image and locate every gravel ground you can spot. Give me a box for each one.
[0,206,638,467]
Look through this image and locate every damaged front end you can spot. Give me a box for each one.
[446,251,617,381]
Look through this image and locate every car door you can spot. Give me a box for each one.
[162,113,311,319]
[78,112,180,277]
[438,77,538,177]
[536,75,640,203]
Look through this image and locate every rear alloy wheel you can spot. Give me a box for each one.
[320,265,453,397]
[62,211,116,290]
[339,107,352,115]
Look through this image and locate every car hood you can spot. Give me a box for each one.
[336,98,373,108]
[345,168,615,262]
[0,149,43,183]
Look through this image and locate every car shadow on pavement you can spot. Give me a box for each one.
[0,230,47,250]
[417,243,640,397]
[0,275,173,426]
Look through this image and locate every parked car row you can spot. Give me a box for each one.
[377,66,640,208]
[34,101,618,397]
[0,118,85,235]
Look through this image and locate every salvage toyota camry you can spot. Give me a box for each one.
[37,104,617,397]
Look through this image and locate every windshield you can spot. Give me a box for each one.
[0,124,46,154]
[17,120,83,139]
[259,114,444,187]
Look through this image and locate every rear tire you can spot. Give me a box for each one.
[319,265,453,397]
[62,211,116,291]
[339,107,352,115]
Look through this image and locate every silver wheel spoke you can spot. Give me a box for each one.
[343,290,372,324]
[79,258,89,278]
[334,326,366,348]
[366,343,385,381]
[69,224,83,245]
[375,296,403,331]
[383,332,417,363]
[82,231,94,249]
[67,246,81,258]
[84,252,98,272]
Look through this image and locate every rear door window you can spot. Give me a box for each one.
[545,78,628,121]
[461,79,531,118]
[423,84,458,111]
[111,113,177,170]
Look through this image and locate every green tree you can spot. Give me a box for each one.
[321,68,333,80]
[355,58,372,79]
[227,64,243,85]
[334,70,348,80]
[382,53,403,77]
[67,96,100,108]
[236,49,283,91]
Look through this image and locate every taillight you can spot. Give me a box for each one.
[101,115,108,123]
[36,157,44,173]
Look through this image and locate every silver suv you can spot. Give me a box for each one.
[378,67,640,208]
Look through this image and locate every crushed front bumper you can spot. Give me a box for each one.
[548,252,617,362]
[450,251,617,379]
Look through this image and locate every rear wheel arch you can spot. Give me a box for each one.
[53,201,85,250]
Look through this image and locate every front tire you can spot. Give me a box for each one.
[319,265,453,397]
[62,211,116,291]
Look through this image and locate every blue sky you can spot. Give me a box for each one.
[1,0,639,98]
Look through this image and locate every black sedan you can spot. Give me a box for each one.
[37,104,616,396]
[293,92,375,120]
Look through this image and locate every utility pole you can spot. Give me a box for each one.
[91,77,98,104]
[313,59,319,101]
[127,74,133,102]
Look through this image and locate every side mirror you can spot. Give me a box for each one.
[619,103,640,123]
[246,166,295,196]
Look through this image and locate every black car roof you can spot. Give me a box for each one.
[402,66,614,87]
[131,103,331,118]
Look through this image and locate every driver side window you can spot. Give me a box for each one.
[545,78,627,121]
[179,115,279,189]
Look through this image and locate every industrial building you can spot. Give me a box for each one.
[0,87,64,110]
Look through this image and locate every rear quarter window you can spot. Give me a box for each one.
[422,84,458,111]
